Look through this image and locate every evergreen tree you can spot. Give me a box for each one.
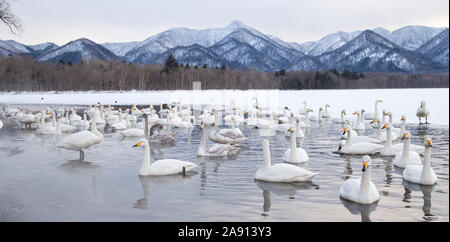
[67,60,72,66]
[202,64,208,69]
[164,54,179,70]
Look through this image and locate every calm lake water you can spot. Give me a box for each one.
[0,105,448,222]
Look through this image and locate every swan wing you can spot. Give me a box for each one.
[340,178,361,202]
[148,159,197,175]
[403,165,423,184]
[57,131,100,150]
[257,164,316,182]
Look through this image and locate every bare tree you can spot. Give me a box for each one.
[0,0,22,35]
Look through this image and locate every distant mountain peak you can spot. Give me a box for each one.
[226,20,248,29]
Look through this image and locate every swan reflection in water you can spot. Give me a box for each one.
[58,160,103,198]
[402,180,435,221]
[255,180,318,217]
[133,173,196,209]
[340,197,378,222]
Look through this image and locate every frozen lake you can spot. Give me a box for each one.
[0,105,448,222]
[0,88,448,125]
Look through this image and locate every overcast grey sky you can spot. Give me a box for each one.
[1,0,448,46]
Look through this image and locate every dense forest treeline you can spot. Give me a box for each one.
[0,55,448,91]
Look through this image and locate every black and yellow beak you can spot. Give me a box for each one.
[362,161,368,172]
[426,139,432,147]
[382,124,387,129]
[133,141,141,147]
[342,128,347,135]
[402,133,407,140]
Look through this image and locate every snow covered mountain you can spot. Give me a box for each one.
[297,26,445,56]
[415,29,449,66]
[317,30,443,73]
[2,21,448,73]
[37,38,120,63]
[102,41,140,57]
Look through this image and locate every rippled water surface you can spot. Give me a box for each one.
[0,106,448,222]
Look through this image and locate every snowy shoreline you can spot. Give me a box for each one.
[0,88,448,126]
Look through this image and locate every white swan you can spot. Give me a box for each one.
[133,139,197,176]
[254,139,317,182]
[294,117,305,138]
[111,109,129,131]
[370,119,398,142]
[69,108,82,123]
[340,155,380,204]
[303,108,313,128]
[352,111,365,131]
[332,110,347,124]
[321,104,331,118]
[403,137,437,185]
[393,131,422,168]
[0,119,3,129]
[120,113,149,137]
[197,123,239,157]
[57,118,103,160]
[277,107,291,124]
[339,126,383,155]
[282,126,309,164]
[36,112,62,135]
[72,111,90,131]
[416,100,430,124]
[377,123,424,156]
[298,101,308,115]
[309,107,323,122]
[364,99,382,121]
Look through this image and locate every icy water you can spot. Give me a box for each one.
[0,107,448,222]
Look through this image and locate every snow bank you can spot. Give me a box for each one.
[0,88,448,126]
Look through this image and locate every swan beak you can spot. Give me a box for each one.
[382,124,387,129]
[343,128,347,135]
[402,133,407,140]
[426,139,432,146]
[133,141,141,147]
[362,161,368,172]
[353,112,357,115]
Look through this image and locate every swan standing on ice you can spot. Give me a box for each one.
[393,131,422,168]
[416,101,430,124]
[133,139,197,176]
[340,155,380,204]
[197,123,239,157]
[364,99,382,121]
[255,139,317,182]
[57,117,103,160]
[282,126,309,163]
[403,137,437,185]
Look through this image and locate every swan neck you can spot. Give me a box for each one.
[199,128,206,154]
[290,131,298,161]
[402,138,410,166]
[144,115,149,136]
[263,144,271,168]
[386,127,392,147]
[52,112,56,126]
[360,167,371,194]
[140,145,151,173]
[375,102,379,120]
[401,120,406,134]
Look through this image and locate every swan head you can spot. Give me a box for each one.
[361,108,365,113]
[361,155,371,172]
[424,137,432,147]
[290,112,294,117]
[342,127,348,135]
[288,126,295,132]
[381,123,390,130]
[200,122,204,129]
[376,99,383,103]
[353,111,358,115]
[342,110,346,115]
[133,139,149,148]
[402,131,411,140]
[307,108,313,112]
[319,107,323,112]
[420,100,426,107]
[401,115,406,121]
[325,104,330,107]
